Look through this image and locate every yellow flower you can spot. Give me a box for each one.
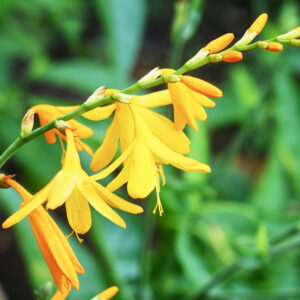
[92,286,119,300]
[2,129,143,235]
[28,104,94,155]
[162,68,222,130]
[88,102,210,215]
[2,176,84,297]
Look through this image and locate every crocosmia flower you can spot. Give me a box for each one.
[162,68,222,130]
[27,104,94,155]
[2,177,84,297]
[2,129,143,236]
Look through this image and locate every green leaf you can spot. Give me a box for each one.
[34,60,130,93]
[94,0,146,75]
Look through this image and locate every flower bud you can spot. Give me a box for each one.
[92,286,119,300]
[290,39,300,47]
[0,174,14,189]
[266,42,283,52]
[163,74,181,83]
[185,49,209,66]
[55,120,72,133]
[85,86,106,104]
[278,27,300,40]
[138,67,161,84]
[21,110,34,137]
[236,13,268,46]
[248,13,268,35]
[111,92,132,103]
[203,33,234,54]
[221,51,243,62]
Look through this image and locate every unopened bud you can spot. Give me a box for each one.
[290,39,300,47]
[85,86,106,104]
[278,27,300,40]
[163,74,181,83]
[203,33,234,54]
[55,120,72,133]
[21,110,34,137]
[0,174,14,189]
[111,92,132,103]
[185,49,209,66]
[92,286,119,300]
[257,41,268,49]
[266,42,283,52]
[236,13,268,46]
[138,67,161,84]
[221,51,243,62]
[209,54,222,63]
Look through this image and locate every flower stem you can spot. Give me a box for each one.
[0,35,294,169]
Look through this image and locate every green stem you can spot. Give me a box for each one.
[0,34,293,169]
[190,224,300,300]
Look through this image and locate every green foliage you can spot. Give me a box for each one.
[0,0,300,300]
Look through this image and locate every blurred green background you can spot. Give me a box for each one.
[0,0,300,299]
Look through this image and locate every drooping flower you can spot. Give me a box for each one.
[88,92,190,172]
[2,176,84,297]
[27,104,94,155]
[2,129,143,235]
[87,102,210,215]
[161,68,222,130]
[92,286,119,300]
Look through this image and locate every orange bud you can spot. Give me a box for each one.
[93,286,119,300]
[203,33,234,53]
[248,13,268,34]
[221,51,243,62]
[267,42,283,52]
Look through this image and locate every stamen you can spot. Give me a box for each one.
[152,181,164,216]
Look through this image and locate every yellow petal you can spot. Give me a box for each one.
[56,105,80,114]
[65,187,92,234]
[47,171,76,210]
[106,162,130,192]
[188,88,216,107]
[83,104,116,121]
[203,33,234,53]
[89,142,133,182]
[79,184,126,228]
[139,106,191,154]
[182,76,222,98]
[2,184,51,228]
[147,136,211,173]
[90,116,119,172]
[135,90,172,107]
[93,182,143,214]
[169,82,198,130]
[116,103,135,152]
[75,138,94,156]
[94,286,119,300]
[68,119,93,139]
[248,13,268,34]
[127,141,156,199]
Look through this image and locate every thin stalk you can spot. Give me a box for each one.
[0,35,293,168]
[190,224,300,300]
